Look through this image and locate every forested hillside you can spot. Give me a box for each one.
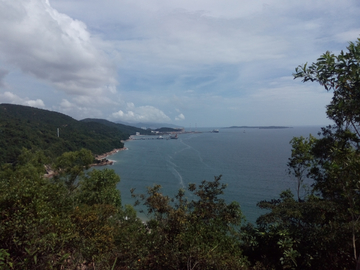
[0,104,148,164]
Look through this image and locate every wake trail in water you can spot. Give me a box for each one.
[179,139,211,169]
[173,140,191,155]
[166,155,185,188]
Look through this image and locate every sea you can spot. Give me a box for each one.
[109,126,322,224]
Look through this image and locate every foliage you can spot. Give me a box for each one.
[293,38,360,269]
[287,135,317,201]
[0,149,125,269]
[245,38,360,270]
[244,190,353,269]
[0,103,148,165]
[0,149,251,269]
[53,148,94,191]
[0,150,75,269]
[130,175,249,270]
[294,38,360,136]
[76,168,122,207]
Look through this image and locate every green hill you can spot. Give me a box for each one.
[0,104,147,164]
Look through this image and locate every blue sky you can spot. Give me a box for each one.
[0,0,360,127]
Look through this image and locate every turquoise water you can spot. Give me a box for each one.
[110,126,322,223]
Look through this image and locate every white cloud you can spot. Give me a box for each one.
[24,99,45,108]
[175,113,185,121]
[0,91,45,108]
[1,0,360,126]
[104,0,359,75]
[0,0,117,96]
[60,99,73,109]
[126,102,135,110]
[112,104,171,123]
[54,95,117,119]
[55,98,105,119]
[0,92,22,103]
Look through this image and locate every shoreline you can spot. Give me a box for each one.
[44,147,128,178]
[92,147,127,167]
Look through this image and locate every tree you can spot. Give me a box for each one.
[294,38,360,269]
[287,135,317,202]
[0,149,135,269]
[294,38,360,137]
[0,150,75,269]
[247,38,360,270]
[53,148,94,192]
[130,176,248,270]
[76,168,121,208]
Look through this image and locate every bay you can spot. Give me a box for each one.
[110,126,322,223]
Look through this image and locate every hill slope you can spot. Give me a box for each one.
[0,104,146,164]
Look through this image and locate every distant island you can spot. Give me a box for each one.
[153,127,184,133]
[228,126,292,129]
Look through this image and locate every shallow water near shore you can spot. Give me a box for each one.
[110,126,322,223]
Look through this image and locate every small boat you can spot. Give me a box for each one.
[170,134,178,139]
[212,129,219,133]
[157,136,164,139]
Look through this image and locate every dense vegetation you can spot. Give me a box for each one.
[1,39,360,269]
[0,104,149,164]
[0,149,248,269]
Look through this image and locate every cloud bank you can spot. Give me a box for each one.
[0,91,45,108]
[112,103,171,123]
[0,0,117,96]
[1,0,360,126]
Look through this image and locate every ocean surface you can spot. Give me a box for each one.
[110,126,322,224]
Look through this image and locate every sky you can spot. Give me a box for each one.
[0,0,359,127]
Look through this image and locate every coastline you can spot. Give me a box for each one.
[44,147,128,178]
[92,147,127,167]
